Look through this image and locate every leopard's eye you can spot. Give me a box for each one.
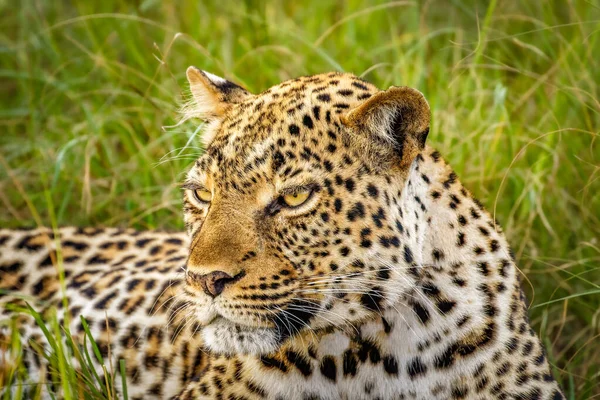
[282,190,311,208]
[193,189,212,203]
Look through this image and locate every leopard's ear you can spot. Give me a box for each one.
[342,86,430,168]
[183,67,250,122]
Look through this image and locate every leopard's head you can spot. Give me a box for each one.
[181,68,430,355]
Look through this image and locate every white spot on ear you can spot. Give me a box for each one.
[202,71,227,85]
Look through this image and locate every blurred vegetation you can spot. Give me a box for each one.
[0,0,599,398]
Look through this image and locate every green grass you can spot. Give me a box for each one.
[1,302,127,400]
[1,0,599,398]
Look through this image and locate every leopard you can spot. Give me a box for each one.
[0,227,204,399]
[0,68,564,400]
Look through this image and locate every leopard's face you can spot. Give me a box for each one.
[181,69,430,355]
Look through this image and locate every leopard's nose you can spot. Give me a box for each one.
[194,270,240,298]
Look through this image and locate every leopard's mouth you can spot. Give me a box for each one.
[201,316,281,355]
[206,315,269,329]
[200,299,321,355]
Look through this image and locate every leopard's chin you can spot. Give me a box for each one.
[202,317,281,356]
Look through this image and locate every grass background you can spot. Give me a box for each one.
[1,0,599,398]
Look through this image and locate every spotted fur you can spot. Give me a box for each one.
[177,70,564,400]
[0,228,204,399]
[0,70,564,400]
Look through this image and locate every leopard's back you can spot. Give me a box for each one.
[0,227,204,399]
